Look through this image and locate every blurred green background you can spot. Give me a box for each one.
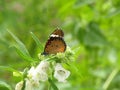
[0,0,120,90]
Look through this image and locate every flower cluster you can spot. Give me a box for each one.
[15,61,70,90]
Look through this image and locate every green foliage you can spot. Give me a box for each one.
[0,0,120,90]
[0,81,12,90]
[48,78,59,90]
[8,30,35,62]
[30,32,44,52]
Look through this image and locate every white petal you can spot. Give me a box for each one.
[28,66,36,78]
[15,81,23,90]
[25,79,34,90]
[38,71,48,81]
[31,72,40,83]
[54,63,63,70]
[36,61,49,72]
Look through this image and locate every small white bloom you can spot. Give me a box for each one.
[36,60,49,72]
[25,79,40,90]
[25,79,33,90]
[27,66,39,83]
[35,61,49,81]
[37,71,48,81]
[28,66,35,78]
[27,61,49,82]
[54,63,70,82]
[15,81,23,90]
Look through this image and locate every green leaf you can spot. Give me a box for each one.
[74,0,96,8]
[77,22,108,48]
[58,0,75,16]
[0,66,22,77]
[48,78,58,90]
[0,66,20,73]
[84,22,108,47]
[73,46,81,59]
[7,30,30,57]
[106,8,120,18]
[76,27,86,44]
[30,32,43,52]
[0,81,12,90]
[7,30,36,62]
[14,45,35,62]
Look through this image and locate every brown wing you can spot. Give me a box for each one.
[50,28,64,37]
[43,37,66,55]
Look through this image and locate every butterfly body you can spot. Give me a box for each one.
[42,29,66,55]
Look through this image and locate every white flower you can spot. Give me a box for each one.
[15,81,23,90]
[27,61,49,82]
[35,61,49,81]
[27,66,39,83]
[25,79,40,90]
[28,66,35,78]
[25,79,33,90]
[54,63,70,82]
[38,71,48,81]
[36,60,49,72]
[15,61,50,90]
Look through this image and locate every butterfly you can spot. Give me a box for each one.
[42,28,66,55]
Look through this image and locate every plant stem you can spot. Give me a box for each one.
[103,68,119,90]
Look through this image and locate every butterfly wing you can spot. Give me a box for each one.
[50,28,64,37]
[43,37,66,55]
[42,29,66,55]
